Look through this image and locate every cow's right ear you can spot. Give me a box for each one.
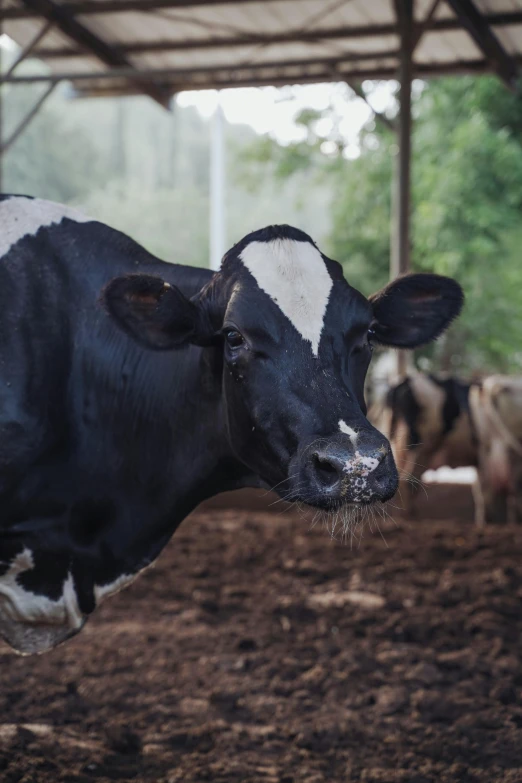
[102,274,213,350]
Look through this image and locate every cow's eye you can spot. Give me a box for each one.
[224,329,245,349]
[367,328,376,350]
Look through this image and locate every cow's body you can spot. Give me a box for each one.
[469,376,522,525]
[370,373,477,513]
[0,196,246,653]
[0,195,463,654]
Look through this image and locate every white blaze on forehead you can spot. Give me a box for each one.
[239,238,333,356]
[0,196,92,259]
[339,419,358,447]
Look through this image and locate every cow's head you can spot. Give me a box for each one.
[103,226,463,509]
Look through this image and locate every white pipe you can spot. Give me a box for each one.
[209,96,226,271]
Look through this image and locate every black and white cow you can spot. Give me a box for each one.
[0,195,463,654]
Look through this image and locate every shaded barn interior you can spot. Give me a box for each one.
[1,2,521,782]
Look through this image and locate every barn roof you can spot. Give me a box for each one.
[1,0,522,107]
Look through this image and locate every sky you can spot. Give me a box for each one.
[177,82,396,154]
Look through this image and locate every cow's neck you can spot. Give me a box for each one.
[0,261,257,655]
[72,323,254,581]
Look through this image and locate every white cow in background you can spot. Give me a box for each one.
[470,376,522,526]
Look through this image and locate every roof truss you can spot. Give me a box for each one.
[2,0,271,16]
[1,1,520,103]
[446,0,519,90]
[18,0,173,106]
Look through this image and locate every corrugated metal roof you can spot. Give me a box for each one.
[2,0,522,105]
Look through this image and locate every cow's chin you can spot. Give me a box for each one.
[273,469,398,510]
[269,482,378,512]
[282,491,375,512]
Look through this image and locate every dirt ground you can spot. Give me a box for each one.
[1,495,522,783]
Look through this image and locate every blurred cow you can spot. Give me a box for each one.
[370,373,478,515]
[469,376,522,525]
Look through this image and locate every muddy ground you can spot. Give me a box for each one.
[1,495,522,783]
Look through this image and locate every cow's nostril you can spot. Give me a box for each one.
[312,454,340,488]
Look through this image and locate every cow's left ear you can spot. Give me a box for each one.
[102,274,214,350]
[369,273,464,348]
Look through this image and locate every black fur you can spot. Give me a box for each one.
[102,274,212,349]
[369,273,464,348]
[0,199,464,653]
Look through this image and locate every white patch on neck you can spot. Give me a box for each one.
[0,196,92,259]
[339,419,358,447]
[94,573,137,604]
[0,548,84,655]
[239,238,333,356]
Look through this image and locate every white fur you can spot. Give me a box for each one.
[239,238,333,357]
[343,451,380,477]
[94,573,137,604]
[0,549,82,628]
[0,196,91,259]
[343,451,380,501]
[339,419,358,446]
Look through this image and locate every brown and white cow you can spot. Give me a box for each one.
[370,372,478,515]
[469,376,522,526]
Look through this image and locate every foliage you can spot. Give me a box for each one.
[412,77,522,373]
[2,84,107,203]
[239,77,522,374]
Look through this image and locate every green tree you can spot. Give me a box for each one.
[240,77,522,374]
[2,84,107,202]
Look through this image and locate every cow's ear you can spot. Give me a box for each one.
[368,273,464,348]
[102,274,213,350]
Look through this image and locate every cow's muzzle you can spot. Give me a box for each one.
[297,438,398,509]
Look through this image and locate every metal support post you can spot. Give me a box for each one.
[392,0,414,378]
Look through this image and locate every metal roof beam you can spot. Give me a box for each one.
[2,54,401,83]
[18,0,173,107]
[412,0,441,51]
[36,38,394,60]
[28,12,522,60]
[445,0,519,90]
[65,60,496,96]
[35,37,402,59]
[6,56,519,89]
[3,0,316,18]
